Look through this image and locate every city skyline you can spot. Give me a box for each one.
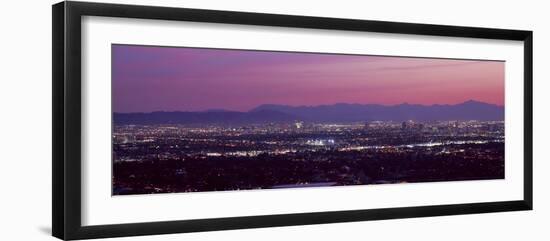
[112,45,505,113]
[112,44,505,195]
[113,120,505,195]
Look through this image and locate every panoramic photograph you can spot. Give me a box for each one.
[111,44,505,195]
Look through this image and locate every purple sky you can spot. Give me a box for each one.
[112,45,504,113]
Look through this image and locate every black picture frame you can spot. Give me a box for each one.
[52,1,533,240]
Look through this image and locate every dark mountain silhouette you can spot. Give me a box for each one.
[251,100,503,122]
[114,100,503,125]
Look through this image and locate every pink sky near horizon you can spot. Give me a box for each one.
[112,45,504,113]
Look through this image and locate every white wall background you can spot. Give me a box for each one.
[0,0,547,240]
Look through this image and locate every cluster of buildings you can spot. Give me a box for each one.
[112,120,504,195]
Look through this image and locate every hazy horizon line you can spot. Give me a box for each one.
[113,99,504,114]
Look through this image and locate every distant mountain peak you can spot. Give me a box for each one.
[114,100,504,125]
[245,100,503,122]
[461,99,486,105]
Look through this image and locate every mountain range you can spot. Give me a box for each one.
[113,100,504,125]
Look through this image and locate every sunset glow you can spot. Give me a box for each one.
[112,45,504,113]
